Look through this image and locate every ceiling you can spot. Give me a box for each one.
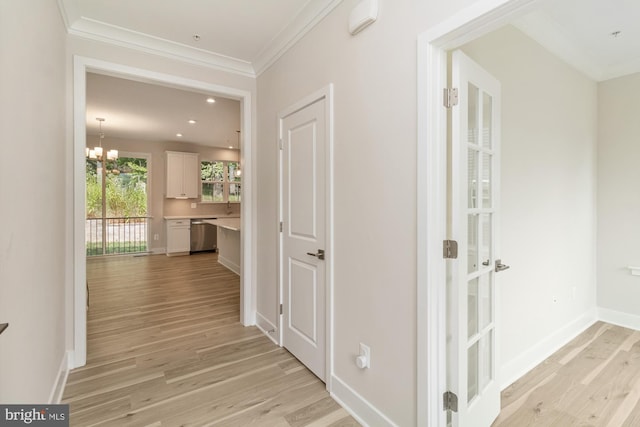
[514,0,640,81]
[86,73,241,148]
[68,0,640,149]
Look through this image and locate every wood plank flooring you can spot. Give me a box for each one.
[63,253,358,427]
[493,321,640,427]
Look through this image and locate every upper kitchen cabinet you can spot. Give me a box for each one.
[166,151,199,198]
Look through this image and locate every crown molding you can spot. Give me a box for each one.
[57,0,344,80]
[67,17,256,77]
[252,0,344,76]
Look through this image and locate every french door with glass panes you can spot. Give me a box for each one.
[447,50,507,427]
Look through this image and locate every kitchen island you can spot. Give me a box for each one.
[204,218,240,275]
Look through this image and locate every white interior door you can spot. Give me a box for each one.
[448,50,503,426]
[281,97,326,381]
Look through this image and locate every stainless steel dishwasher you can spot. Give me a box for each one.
[190,219,217,253]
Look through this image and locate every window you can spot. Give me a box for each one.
[201,160,241,203]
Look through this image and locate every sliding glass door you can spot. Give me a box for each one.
[86,153,150,256]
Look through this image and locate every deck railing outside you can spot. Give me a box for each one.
[86,217,150,256]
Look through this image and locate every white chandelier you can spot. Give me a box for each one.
[86,118,118,161]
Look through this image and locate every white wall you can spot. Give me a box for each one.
[0,0,68,402]
[257,0,418,424]
[461,25,598,384]
[597,73,640,325]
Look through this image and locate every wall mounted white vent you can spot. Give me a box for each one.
[348,0,378,35]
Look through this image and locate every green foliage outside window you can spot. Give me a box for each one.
[201,160,241,203]
[86,157,148,218]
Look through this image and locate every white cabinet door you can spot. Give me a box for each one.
[182,153,200,198]
[166,152,185,198]
[166,151,199,198]
[166,219,190,255]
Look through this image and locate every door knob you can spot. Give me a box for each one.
[495,259,510,273]
[306,249,325,260]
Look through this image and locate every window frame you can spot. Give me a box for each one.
[200,159,241,204]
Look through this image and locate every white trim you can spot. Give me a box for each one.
[256,312,279,345]
[67,17,254,77]
[58,0,344,79]
[598,307,640,331]
[72,55,256,368]
[330,375,398,427]
[49,351,70,404]
[500,309,597,390]
[277,84,334,390]
[418,1,543,425]
[218,256,240,276]
[416,33,448,427]
[151,247,166,255]
[253,0,344,76]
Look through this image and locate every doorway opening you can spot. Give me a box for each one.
[72,56,255,369]
[418,1,550,425]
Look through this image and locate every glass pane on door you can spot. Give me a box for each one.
[85,156,149,256]
[468,278,479,338]
[482,92,493,149]
[468,340,479,403]
[480,331,493,391]
[482,152,492,208]
[468,149,478,208]
[479,274,492,330]
[468,215,478,273]
[468,83,479,146]
[480,214,492,269]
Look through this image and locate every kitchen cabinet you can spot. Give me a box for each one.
[166,151,199,198]
[166,219,191,256]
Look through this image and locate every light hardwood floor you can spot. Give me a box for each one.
[493,321,640,426]
[63,253,359,427]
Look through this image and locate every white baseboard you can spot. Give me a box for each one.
[598,307,640,331]
[218,256,240,275]
[256,312,279,345]
[500,308,597,390]
[330,375,398,427]
[151,247,166,255]
[49,351,71,404]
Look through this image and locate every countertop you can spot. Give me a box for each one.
[163,214,240,220]
[204,218,241,231]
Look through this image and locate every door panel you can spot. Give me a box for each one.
[449,50,501,426]
[289,259,318,343]
[281,97,326,381]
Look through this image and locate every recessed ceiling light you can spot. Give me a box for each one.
[206,97,215,104]
[176,133,183,137]
[188,119,196,124]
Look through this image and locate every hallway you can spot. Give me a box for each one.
[62,253,357,426]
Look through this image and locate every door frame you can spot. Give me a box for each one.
[277,84,334,390]
[416,1,541,425]
[71,55,256,368]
